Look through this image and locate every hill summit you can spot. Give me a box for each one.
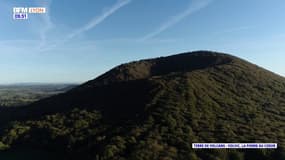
[82,51,235,86]
[0,51,285,160]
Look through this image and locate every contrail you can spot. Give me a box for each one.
[38,0,54,49]
[140,0,213,41]
[40,0,131,52]
[66,0,131,40]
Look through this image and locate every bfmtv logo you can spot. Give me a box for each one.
[13,7,46,20]
[13,8,28,20]
[13,7,46,14]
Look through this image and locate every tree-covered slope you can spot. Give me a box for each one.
[0,51,284,160]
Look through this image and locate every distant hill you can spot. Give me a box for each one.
[0,51,284,160]
[0,84,77,107]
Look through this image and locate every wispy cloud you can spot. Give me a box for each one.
[66,0,131,40]
[140,0,213,41]
[38,0,54,49]
[40,0,131,52]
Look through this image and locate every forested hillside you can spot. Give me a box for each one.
[0,51,284,160]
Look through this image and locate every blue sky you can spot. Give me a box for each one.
[0,0,285,83]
